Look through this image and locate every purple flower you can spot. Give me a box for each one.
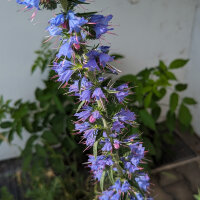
[114,109,136,124]
[92,88,106,100]
[110,193,120,200]
[111,179,121,192]
[16,0,40,9]
[80,90,91,102]
[49,14,65,26]
[98,46,110,53]
[124,161,138,173]
[101,139,112,151]
[89,14,113,38]
[89,110,101,123]
[88,155,113,180]
[75,122,90,133]
[81,77,93,90]
[66,10,88,33]
[57,36,81,59]
[84,50,101,71]
[115,84,130,103]
[135,173,150,191]
[52,60,74,84]
[100,190,114,200]
[47,25,62,36]
[99,53,114,67]
[69,80,79,94]
[75,106,92,121]
[121,181,130,192]
[112,121,125,132]
[84,129,97,146]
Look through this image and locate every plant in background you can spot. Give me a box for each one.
[119,60,197,165]
[8,0,152,199]
[194,189,200,200]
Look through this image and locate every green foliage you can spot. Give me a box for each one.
[0,42,93,200]
[118,59,197,166]
[194,189,200,200]
[0,187,14,200]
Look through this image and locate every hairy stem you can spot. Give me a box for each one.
[59,0,68,12]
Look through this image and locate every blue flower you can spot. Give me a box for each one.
[52,60,74,84]
[121,181,130,192]
[49,14,65,26]
[84,129,97,146]
[92,88,106,100]
[115,84,130,103]
[101,138,112,151]
[112,121,125,133]
[114,109,136,124]
[99,53,114,67]
[98,46,110,53]
[88,155,113,180]
[69,80,79,95]
[135,173,150,191]
[75,122,90,133]
[81,77,93,90]
[84,50,101,71]
[75,106,92,121]
[57,36,81,59]
[16,0,40,9]
[99,190,114,200]
[80,90,91,102]
[47,25,62,36]
[66,10,88,33]
[89,14,113,38]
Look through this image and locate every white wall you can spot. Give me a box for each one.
[0,0,199,160]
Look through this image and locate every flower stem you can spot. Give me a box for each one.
[59,0,68,12]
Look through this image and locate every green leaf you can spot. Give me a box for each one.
[76,100,85,113]
[93,140,98,159]
[166,111,176,132]
[170,93,179,112]
[144,92,152,108]
[175,83,188,91]
[0,121,12,128]
[53,96,64,113]
[100,171,106,192]
[183,97,197,105]
[169,59,189,69]
[178,104,192,127]
[166,71,177,80]
[42,131,58,145]
[108,168,115,184]
[143,137,156,155]
[139,110,156,130]
[152,105,161,121]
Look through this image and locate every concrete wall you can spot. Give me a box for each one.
[0,0,199,160]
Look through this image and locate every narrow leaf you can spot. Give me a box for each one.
[100,171,106,192]
[169,59,189,69]
[170,93,179,112]
[183,97,197,105]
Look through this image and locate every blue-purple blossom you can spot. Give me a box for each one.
[114,109,136,124]
[88,155,113,180]
[83,129,97,146]
[16,0,40,9]
[52,60,74,84]
[75,106,92,121]
[101,138,112,151]
[47,25,62,36]
[92,88,106,100]
[135,173,150,191]
[69,80,79,95]
[112,121,125,132]
[80,90,91,102]
[66,10,88,33]
[81,77,93,90]
[115,84,130,103]
[89,14,113,38]
[57,36,81,59]
[75,122,90,133]
[49,14,65,26]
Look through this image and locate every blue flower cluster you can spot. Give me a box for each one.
[15,1,152,199]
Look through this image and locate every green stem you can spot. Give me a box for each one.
[59,0,68,12]
[97,99,124,177]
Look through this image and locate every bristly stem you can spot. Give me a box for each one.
[59,0,68,12]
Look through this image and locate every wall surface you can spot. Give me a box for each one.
[0,0,199,160]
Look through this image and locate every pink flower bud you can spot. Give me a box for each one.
[89,115,96,123]
[73,43,80,50]
[114,140,120,149]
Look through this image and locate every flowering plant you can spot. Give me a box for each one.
[14,0,152,199]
